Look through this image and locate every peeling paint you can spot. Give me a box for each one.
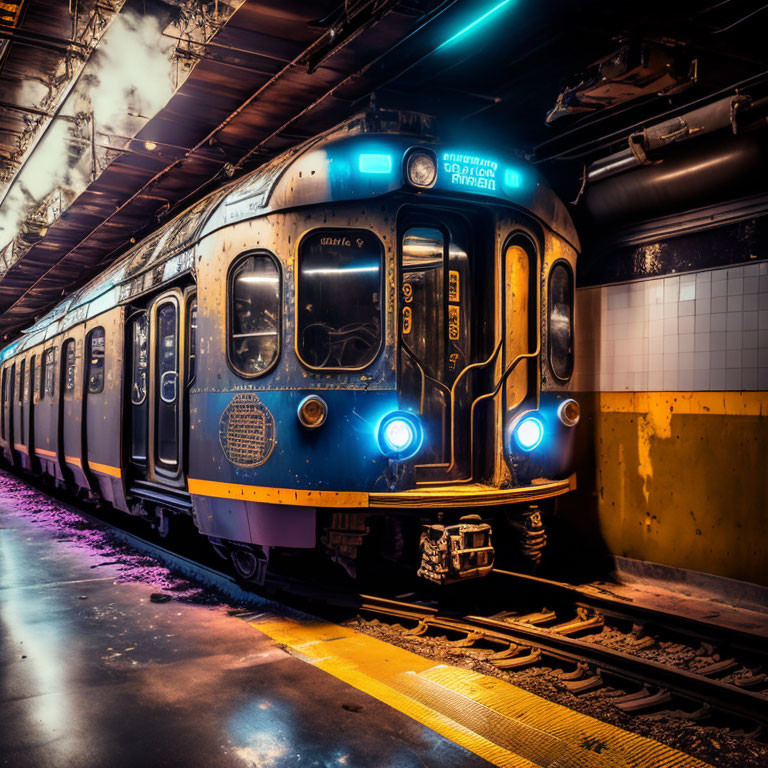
[636,402,672,503]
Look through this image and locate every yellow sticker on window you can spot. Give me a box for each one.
[448,305,460,341]
[448,270,460,302]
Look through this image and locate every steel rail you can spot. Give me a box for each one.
[490,569,768,661]
[358,594,768,728]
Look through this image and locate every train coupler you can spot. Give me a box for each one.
[417,514,494,585]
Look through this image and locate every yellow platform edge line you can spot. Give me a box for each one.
[246,615,715,768]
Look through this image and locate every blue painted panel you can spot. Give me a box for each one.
[191,389,402,492]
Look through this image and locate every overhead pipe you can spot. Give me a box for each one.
[584,132,767,223]
[587,94,752,183]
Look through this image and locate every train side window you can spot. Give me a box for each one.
[63,340,76,394]
[548,262,574,381]
[86,328,105,394]
[297,229,383,369]
[44,349,56,397]
[228,253,281,376]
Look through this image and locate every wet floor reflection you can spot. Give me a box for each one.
[0,527,83,764]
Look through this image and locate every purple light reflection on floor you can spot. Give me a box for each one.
[0,470,216,602]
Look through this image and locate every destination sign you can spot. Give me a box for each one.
[441,152,498,191]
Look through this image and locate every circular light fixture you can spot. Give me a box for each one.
[297,395,328,429]
[513,415,544,452]
[405,150,437,188]
[557,398,580,428]
[377,410,424,460]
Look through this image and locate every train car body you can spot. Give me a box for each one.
[0,111,580,584]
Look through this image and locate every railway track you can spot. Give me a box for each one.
[358,588,768,731]
[10,475,768,734]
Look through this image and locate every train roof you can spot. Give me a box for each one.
[0,109,579,362]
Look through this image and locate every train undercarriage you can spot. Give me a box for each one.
[204,502,549,588]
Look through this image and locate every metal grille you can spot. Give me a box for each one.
[218,393,276,468]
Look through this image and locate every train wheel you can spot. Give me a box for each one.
[229,545,269,585]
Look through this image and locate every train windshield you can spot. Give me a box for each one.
[297,229,382,369]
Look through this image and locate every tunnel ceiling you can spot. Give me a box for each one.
[0,0,766,339]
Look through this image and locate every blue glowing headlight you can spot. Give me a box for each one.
[377,411,423,460]
[513,415,544,452]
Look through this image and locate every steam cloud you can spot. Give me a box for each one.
[0,11,177,251]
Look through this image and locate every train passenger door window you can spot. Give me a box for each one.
[86,330,105,394]
[129,313,148,464]
[296,230,382,369]
[44,349,56,399]
[63,340,76,395]
[33,355,42,404]
[156,299,179,470]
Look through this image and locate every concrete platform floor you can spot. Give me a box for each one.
[0,480,489,768]
[0,472,720,768]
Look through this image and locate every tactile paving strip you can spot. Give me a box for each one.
[248,616,714,768]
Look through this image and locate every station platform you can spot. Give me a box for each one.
[0,473,714,768]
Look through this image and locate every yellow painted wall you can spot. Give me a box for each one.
[558,392,768,586]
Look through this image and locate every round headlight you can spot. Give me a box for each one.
[406,150,437,188]
[557,398,580,427]
[513,416,544,452]
[377,410,424,460]
[297,395,327,429]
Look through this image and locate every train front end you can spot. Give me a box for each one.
[191,114,580,585]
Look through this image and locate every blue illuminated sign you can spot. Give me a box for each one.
[441,152,499,191]
[504,167,521,188]
[359,153,393,174]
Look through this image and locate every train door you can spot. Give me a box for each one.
[7,362,16,465]
[144,288,190,490]
[61,340,85,487]
[14,359,24,465]
[127,310,149,479]
[27,355,36,471]
[397,208,493,483]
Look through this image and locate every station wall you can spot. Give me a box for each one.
[561,214,768,587]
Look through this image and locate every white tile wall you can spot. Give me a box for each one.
[573,260,768,391]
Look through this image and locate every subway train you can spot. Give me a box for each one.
[0,110,580,586]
